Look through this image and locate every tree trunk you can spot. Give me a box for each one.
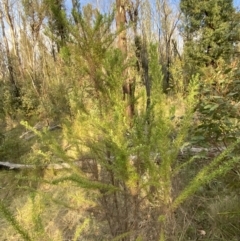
[116,0,134,119]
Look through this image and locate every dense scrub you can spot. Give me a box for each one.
[0,0,240,240]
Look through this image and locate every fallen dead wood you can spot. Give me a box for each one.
[0,146,226,171]
[0,161,72,170]
[0,161,34,169]
[20,122,62,140]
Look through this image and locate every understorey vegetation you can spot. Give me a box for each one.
[0,0,240,240]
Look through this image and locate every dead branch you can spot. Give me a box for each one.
[0,161,71,170]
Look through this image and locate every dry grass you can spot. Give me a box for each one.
[0,169,109,241]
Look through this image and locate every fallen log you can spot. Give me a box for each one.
[0,161,34,169]
[0,146,224,171]
[0,161,71,170]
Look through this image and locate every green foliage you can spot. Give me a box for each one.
[0,127,30,161]
[51,173,118,193]
[28,42,201,240]
[72,218,90,241]
[44,0,69,49]
[0,1,240,240]
[14,38,239,241]
[0,200,32,241]
[193,63,240,146]
[173,138,240,210]
[0,83,20,119]
[41,81,71,120]
[208,195,240,240]
[69,6,118,98]
[180,0,238,75]
[18,82,41,118]
[0,170,93,241]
